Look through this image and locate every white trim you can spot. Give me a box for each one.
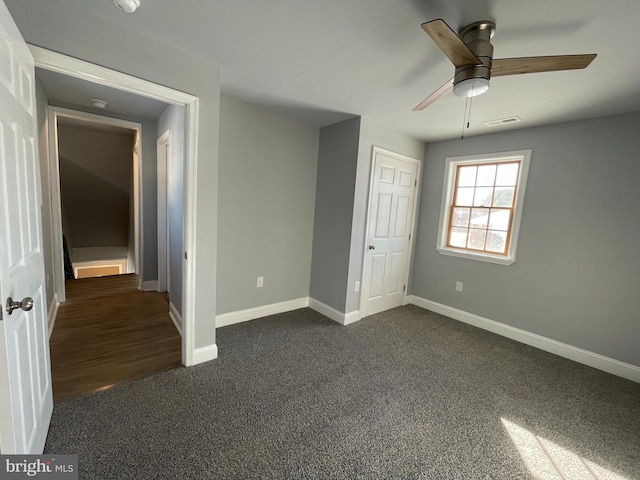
[407,295,640,384]
[359,146,421,317]
[140,280,158,291]
[133,134,142,286]
[47,295,59,338]
[169,302,182,336]
[182,98,199,367]
[216,297,310,328]
[308,298,361,326]
[31,46,200,368]
[192,344,218,365]
[46,108,65,302]
[157,129,170,293]
[435,149,532,266]
[29,45,195,105]
[343,310,361,326]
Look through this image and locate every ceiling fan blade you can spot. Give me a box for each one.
[413,78,454,111]
[421,19,481,68]
[491,54,597,77]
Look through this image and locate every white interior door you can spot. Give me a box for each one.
[0,1,53,453]
[361,147,419,318]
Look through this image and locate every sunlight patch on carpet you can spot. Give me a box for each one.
[501,418,627,480]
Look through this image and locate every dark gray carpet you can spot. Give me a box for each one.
[44,306,640,479]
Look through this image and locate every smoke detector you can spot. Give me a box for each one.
[112,0,140,13]
[91,99,108,109]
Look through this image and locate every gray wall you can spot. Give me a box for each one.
[309,117,361,312]
[9,0,222,348]
[411,112,640,367]
[217,96,318,315]
[57,125,133,248]
[35,79,55,309]
[158,105,185,315]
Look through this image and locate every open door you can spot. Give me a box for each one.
[0,0,53,453]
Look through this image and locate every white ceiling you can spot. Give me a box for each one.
[12,0,640,141]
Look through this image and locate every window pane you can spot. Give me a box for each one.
[495,162,519,186]
[455,187,474,206]
[468,229,486,250]
[486,230,508,253]
[470,208,489,228]
[449,227,468,248]
[457,166,477,187]
[473,187,493,206]
[451,207,470,227]
[493,187,515,207]
[488,209,511,230]
[476,164,496,186]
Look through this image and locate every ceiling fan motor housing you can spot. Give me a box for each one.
[454,21,495,95]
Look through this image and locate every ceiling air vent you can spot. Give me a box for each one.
[484,116,521,127]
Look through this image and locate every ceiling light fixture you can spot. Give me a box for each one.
[453,77,490,98]
[91,98,108,109]
[112,0,140,13]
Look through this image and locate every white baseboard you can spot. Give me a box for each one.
[216,297,310,328]
[308,298,361,326]
[47,295,59,338]
[192,344,218,365]
[169,302,183,336]
[140,280,158,291]
[407,295,640,384]
[343,310,361,325]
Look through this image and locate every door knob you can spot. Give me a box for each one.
[6,297,34,315]
[368,245,376,250]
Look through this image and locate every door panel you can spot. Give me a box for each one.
[374,193,392,238]
[369,254,386,298]
[361,148,419,317]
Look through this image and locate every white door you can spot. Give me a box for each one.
[361,147,419,317]
[0,1,53,453]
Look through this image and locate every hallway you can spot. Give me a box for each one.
[50,274,182,403]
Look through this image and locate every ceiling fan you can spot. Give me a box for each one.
[413,19,597,111]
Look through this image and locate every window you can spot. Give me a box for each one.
[436,150,531,265]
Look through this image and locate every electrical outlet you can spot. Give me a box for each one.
[354,281,360,292]
[456,281,463,292]
[257,276,264,288]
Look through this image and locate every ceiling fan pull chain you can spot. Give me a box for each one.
[460,81,474,140]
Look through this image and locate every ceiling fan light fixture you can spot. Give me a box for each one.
[112,0,140,13]
[453,77,490,98]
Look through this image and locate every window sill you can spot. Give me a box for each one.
[436,246,515,266]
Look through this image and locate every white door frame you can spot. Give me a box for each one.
[30,45,201,366]
[47,106,142,301]
[157,129,171,293]
[359,146,421,316]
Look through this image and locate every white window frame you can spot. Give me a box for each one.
[436,149,532,266]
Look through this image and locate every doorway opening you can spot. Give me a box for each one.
[31,45,200,367]
[50,108,142,286]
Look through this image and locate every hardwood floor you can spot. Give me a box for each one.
[50,274,182,403]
